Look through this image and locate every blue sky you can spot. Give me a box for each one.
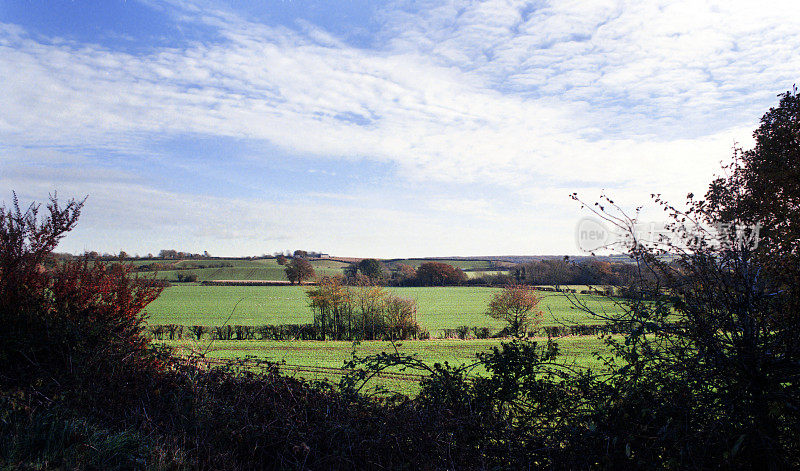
[1,0,799,257]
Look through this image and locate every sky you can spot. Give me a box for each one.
[1,0,799,258]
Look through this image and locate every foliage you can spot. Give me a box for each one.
[702,86,800,317]
[485,284,543,337]
[390,262,417,285]
[568,181,800,467]
[306,276,420,340]
[415,261,467,286]
[347,257,385,281]
[514,257,640,286]
[284,257,315,284]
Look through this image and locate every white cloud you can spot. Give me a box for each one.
[1,0,797,255]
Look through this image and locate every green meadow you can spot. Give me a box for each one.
[137,258,350,282]
[160,335,617,394]
[145,285,623,331]
[146,282,626,389]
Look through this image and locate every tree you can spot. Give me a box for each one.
[485,284,543,337]
[276,254,287,265]
[704,87,800,256]
[159,249,178,259]
[701,87,800,318]
[391,263,417,286]
[415,261,467,286]
[569,180,800,468]
[307,275,351,340]
[285,257,315,284]
[356,258,384,281]
[0,192,164,391]
[384,294,419,340]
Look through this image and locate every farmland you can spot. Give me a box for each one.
[161,336,613,371]
[145,285,621,330]
[146,284,624,388]
[160,335,616,393]
[134,258,350,282]
[136,257,515,282]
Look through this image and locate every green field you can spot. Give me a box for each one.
[160,336,616,393]
[145,285,622,331]
[133,257,511,282]
[162,336,612,370]
[141,258,351,282]
[147,284,625,392]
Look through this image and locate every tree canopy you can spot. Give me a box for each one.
[285,257,315,284]
[485,284,542,337]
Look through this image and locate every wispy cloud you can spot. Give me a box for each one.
[1,0,797,255]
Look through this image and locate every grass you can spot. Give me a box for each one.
[131,257,510,282]
[162,336,612,370]
[142,258,350,282]
[144,282,625,393]
[160,335,617,394]
[145,286,623,331]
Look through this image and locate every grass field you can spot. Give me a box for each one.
[142,258,351,282]
[147,283,625,393]
[131,257,508,282]
[162,336,613,370]
[160,336,617,393]
[145,285,622,331]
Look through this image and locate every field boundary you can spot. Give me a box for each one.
[182,356,427,382]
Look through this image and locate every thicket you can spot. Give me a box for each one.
[308,276,421,340]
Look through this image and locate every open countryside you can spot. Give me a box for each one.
[5,1,800,468]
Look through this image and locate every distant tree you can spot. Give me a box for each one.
[189,325,206,340]
[344,262,358,279]
[307,276,351,340]
[176,273,198,283]
[356,258,384,281]
[159,249,178,259]
[415,262,467,286]
[276,254,287,265]
[391,263,417,285]
[293,250,309,260]
[384,294,419,340]
[353,281,387,340]
[285,257,315,284]
[118,250,128,260]
[485,284,543,337]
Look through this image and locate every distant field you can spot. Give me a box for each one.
[140,258,350,282]
[390,259,496,270]
[145,285,622,331]
[464,270,510,279]
[128,257,511,282]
